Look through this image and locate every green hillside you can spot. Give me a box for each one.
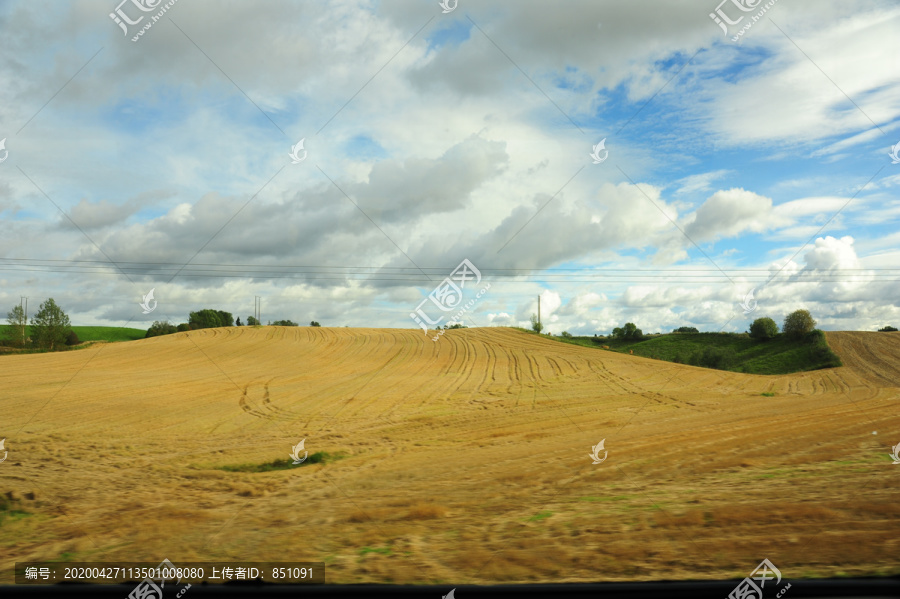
[0,325,145,344]
[535,330,842,375]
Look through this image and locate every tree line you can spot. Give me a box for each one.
[4,298,78,350]
[0,298,323,349]
[146,309,321,338]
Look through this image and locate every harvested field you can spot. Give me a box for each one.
[0,327,898,584]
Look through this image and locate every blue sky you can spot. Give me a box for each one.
[1,0,899,334]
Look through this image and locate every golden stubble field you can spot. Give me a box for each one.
[0,327,898,584]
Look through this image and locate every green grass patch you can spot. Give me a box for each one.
[524,328,842,375]
[527,510,553,521]
[0,497,32,526]
[0,326,146,355]
[216,451,347,473]
[761,392,776,397]
[0,509,31,525]
[70,326,147,342]
[359,546,392,556]
[0,325,146,343]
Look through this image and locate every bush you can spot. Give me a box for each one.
[65,330,81,346]
[783,309,816,340]
[561,331,573,338]
[246,316,260,326]
[749,317,778,340]
[878,325,898,332]
[271,320,298,326]
[688,346,736,370]
[673,326,699,333]
[145,320,177,338]
[176,323,190,332]
[310,321,321,327]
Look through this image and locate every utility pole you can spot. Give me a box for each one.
[20,297,27,346]
[538,295,541,333]
[255,296,261,324]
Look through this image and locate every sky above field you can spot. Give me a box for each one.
[1,0,899,334]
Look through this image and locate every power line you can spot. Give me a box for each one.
[2,256,899,271]
[2,258,899,286]
[3,268,900,283]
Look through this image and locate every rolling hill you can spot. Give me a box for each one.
[0,327,898,584]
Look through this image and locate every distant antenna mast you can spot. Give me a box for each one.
[538,295,541,332]
[254,296,261,323]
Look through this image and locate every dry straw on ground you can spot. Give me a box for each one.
[1,327,898,583]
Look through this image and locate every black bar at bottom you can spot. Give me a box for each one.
[0,577,897,599]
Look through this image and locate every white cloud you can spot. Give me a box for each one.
[0,0,897,333]
[683,188,776,241]
[673,170,731,195]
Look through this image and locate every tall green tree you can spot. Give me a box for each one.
[613,322,643,339]
[188,309,233,329]
[783,309,816,340]
[530,314,543,334]
[6,304,27,348]
[749,317,778,340]
[246,315,260,326]
[31,298,71,350]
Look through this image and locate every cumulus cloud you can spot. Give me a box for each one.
[0,0,897,333]
[802,235,861,271]
[351,135,509,223]
[63,191,173,230]
[683,188,774,242]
